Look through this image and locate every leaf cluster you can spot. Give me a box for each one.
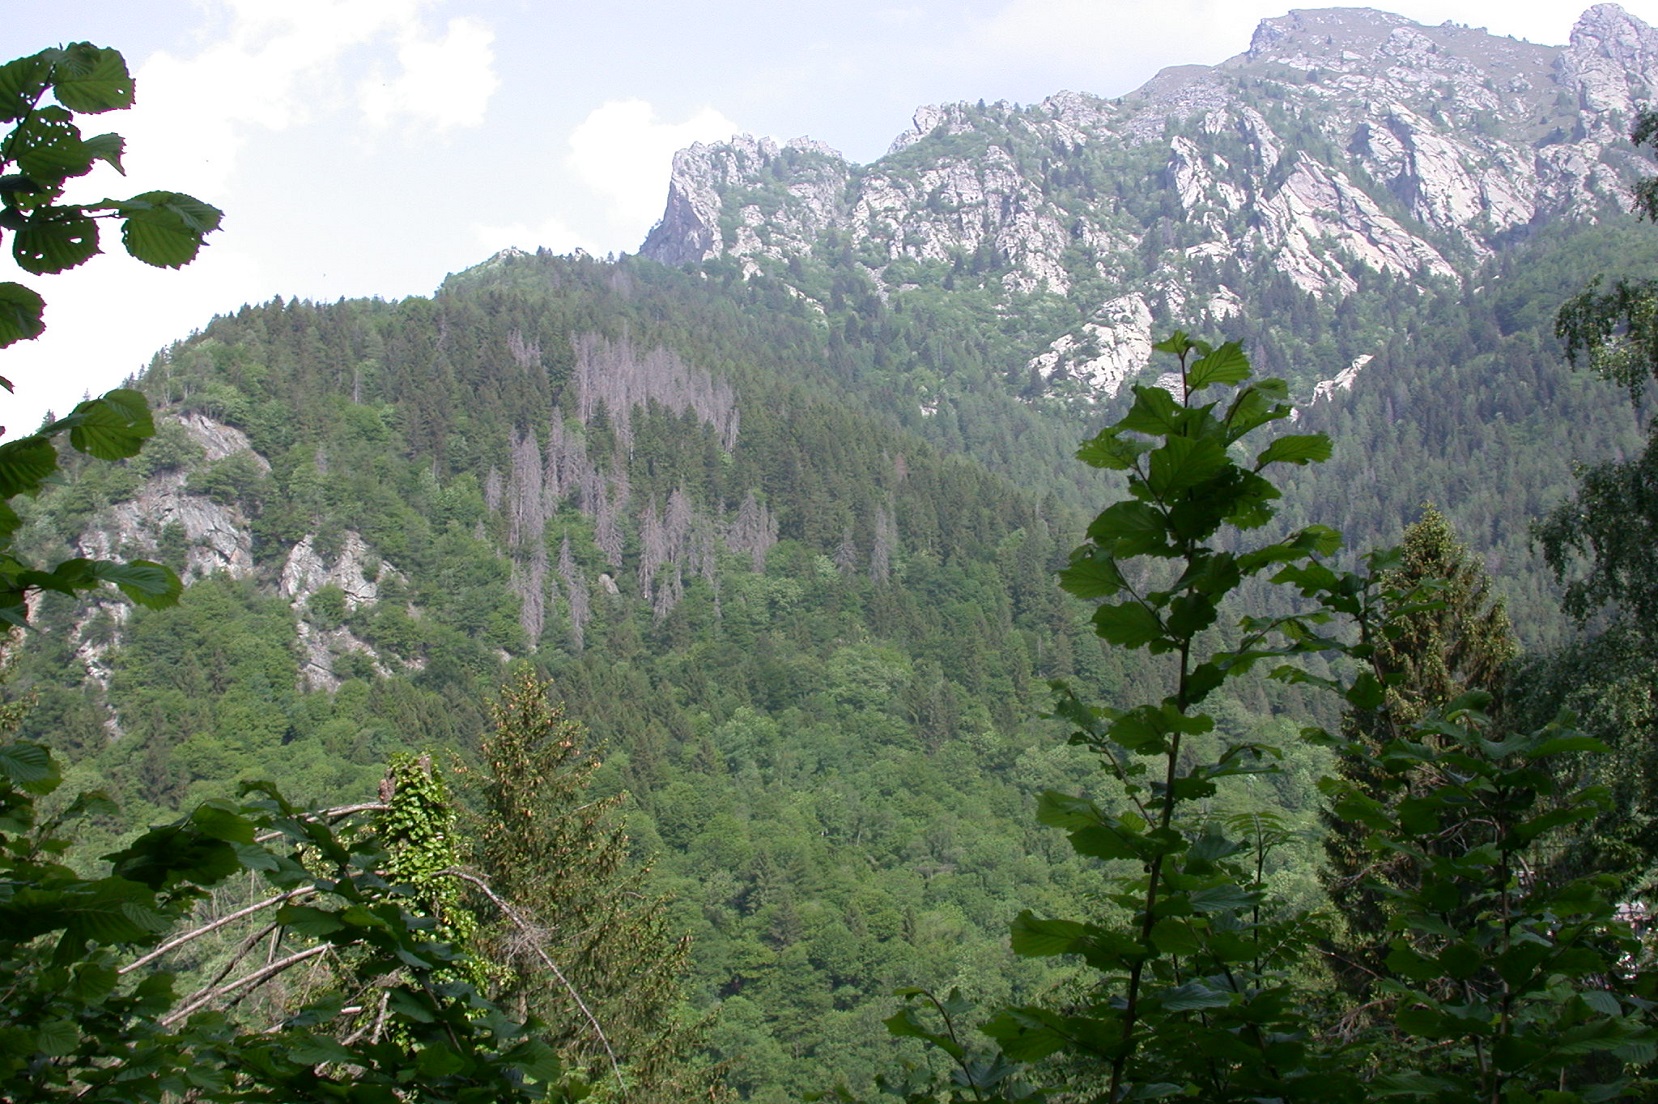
[0,738,569,1103]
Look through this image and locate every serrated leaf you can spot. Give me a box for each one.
[275,904,346,938]
[48,44,135,113]
[503,1038,563,1083]
[1119,385,1186,436]
[1157,981,1234,1012]
[1255,433,1332,468]
[33,1019,79,1057]
[1147,435,1229,497]
[285,1032,357,1067]
[1580,989,1622,1016]
[416,1044,467,1078]
[55,388,154,460]
[1092,600,1165,649]
[90,559,181,609]
[0,282,46,347]
[1076,430,1148,470]
[115,192,223,268]
[1149,916,1201,955]
[1187,884,1259,913]
[0,435,59,497]
[1057,552,1125,599]
[0,740,60,793]
[1035,791,1101,831]
[14,107,93,182]
[1009,911,1088,957]
[0,54,52,123]
[1086,500,1172,558]
[81,132,124,173]
[12,210,100,274]
[1185,342,1249,391]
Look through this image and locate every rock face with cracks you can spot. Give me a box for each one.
[641,4,1658,401]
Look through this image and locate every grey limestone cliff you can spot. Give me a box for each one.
[640,4,1658,401]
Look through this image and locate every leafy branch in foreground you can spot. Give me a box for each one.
[0,42,222,625]
[0,738,569,1103]
[864,335,1654,1103]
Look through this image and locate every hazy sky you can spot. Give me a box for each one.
[3,0,1651,429]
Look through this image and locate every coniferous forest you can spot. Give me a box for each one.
[5,23,1658,1104]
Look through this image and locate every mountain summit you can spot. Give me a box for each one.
[641,5,1658,400]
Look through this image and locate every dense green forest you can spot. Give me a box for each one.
[3,213,1648,1095]
[6,37,1658,1104]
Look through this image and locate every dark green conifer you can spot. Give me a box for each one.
[470,669,726,1104]
[1322,505,1516,998]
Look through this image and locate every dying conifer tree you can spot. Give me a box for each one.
[470,670,725,1104]
[1322,505,1516,1000]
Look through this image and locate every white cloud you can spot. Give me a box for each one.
[360,17,499,132]
[567,99,743,239]
[0,1,503,431]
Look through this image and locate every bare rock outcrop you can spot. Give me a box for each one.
[640,5,1658,402]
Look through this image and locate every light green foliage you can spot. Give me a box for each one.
[0,739,565,1103]
[379,753,479,972]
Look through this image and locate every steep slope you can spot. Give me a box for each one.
[641,5,1657,402]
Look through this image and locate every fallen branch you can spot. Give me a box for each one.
[121,887,313,976]
[440,867,625,1092]
[161,943,330,1026]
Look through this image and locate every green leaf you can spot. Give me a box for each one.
[276,905,345,938]
[1035,791,1101,831]
[1147,436,1229,497]
[1076,430,1149,471]
[81,132,125,173]
[1092,601,1165,649]
[1157,981,1234,1012]
[1149,916,1202,955]
[33,1019,79,1057]
[12,210,100,274]
[0,282,46,347]
[1188,884,1259,913]
[1185,342,1249,391]
[0,435,59,497]
[1119,384,1186,436]
[416,1044,467,1077]
[1580,989,1622,1016]
[89,559,182,609]
[48,44,135,113]
[504,1038,563,1083]
[0,740,60,793]
[1057,551,1124,599]
[115,191,223,268]
[0,54,52,123]
[1086,500,1171,557]
[1009,912,1087,957]
[285,1032,357,1067]
[1255,433,1332,468]
[13,107,94,182]
[53,388,155,459]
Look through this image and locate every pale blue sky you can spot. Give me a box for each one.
[3,0,1649,429]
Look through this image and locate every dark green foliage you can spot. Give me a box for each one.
[1323,507,1516,995]
[467,669,725,1103]
[0,737,566,1103]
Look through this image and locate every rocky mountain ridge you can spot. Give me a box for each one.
[640,4,1658,401]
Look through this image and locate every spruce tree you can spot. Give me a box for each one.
[1322,505,1516,998]
[469,668,725,1103]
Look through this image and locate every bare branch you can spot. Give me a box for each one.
[440,867,626,1092]
[160,944,330,1026]
[121,887,314,975]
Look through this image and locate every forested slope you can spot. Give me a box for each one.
[7,198,1652,1100]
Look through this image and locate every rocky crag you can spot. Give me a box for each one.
[640,4,1658,401]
